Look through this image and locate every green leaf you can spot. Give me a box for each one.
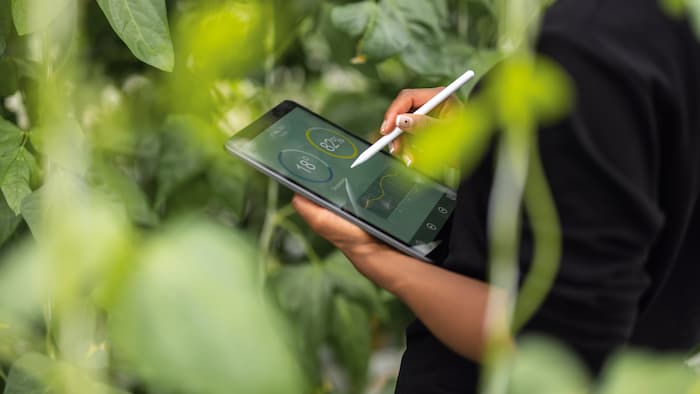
[0,117,24,155]
[330,1,374,37]
[330,296,372,391]
[0,56,18,96]
[597,350,700,394]
[0,192,21,247]
[155,116,209,210]
[688,0,700,38]
[324,250,385,318]
[92,158,158,226]
[331,0,447,64]
[509,336,591,394]
[109,221,306,393]
[4,353,126,394]
[0,119,29,215]
[96,0,174,71]
[272,263,333,348]
[207,157,249,222]
[0,0,13,56]
[1,147,33,214]
[10,0,72,35]
[19,186,41,238]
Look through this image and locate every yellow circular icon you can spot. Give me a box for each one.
[305,127,358,159]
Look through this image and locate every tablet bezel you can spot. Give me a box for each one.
[225,100,454,262]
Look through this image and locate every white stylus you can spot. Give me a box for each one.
[350,69,476,169]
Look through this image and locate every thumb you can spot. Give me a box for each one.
[395,114,438,133]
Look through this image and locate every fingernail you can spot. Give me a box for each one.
[396,115,413,129]
[380,120,387,133]
[390,144,396,154]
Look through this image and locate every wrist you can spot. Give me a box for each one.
[340,242,412,295]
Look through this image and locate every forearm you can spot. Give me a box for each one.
[344,245,497,362]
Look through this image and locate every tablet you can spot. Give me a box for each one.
[225,100,456,262]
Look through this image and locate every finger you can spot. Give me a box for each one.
[395,114,439,133]
[292,195,368,240]
[292,195,324,225]
[381,87,444,134]
[390,139,401,155]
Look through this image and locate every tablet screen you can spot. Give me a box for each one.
[235,105,456,248]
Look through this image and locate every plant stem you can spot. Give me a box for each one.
[276,219,322,266]
[512,141,561,331]
[258,180,279,286]
[481,127,531,394]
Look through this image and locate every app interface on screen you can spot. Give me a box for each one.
[242,107,456,246]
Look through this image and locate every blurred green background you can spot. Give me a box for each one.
[0,0,698,393]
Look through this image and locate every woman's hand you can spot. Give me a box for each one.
[292,194,494,362]
[381,87,463,164]
[291,195,397,286]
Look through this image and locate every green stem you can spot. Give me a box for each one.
[480,127,531,394]
[276,219,322,266]
[43,299,57,360]
[512,141,562,331]
[0,365,7,382]
[258,180,279,286]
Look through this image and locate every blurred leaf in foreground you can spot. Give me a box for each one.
[509,336,590,394]
[331,295,371,392]
[597,350,700,394]
[10,0,72,36]
[4,352,124,394]
[108,220,305,394]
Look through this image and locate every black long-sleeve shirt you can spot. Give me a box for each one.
[396,1,700,392]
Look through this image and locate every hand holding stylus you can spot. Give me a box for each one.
[351,70,475,168]
[380,87,464,165]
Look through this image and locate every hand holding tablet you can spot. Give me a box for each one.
[226,101,457,261]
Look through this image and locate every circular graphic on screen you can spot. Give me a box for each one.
[278,149,333,183]
[305,127,358,159]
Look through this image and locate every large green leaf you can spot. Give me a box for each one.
[91,158,158,226]
[154,116,209,210]
[0,117,24,156]
[597,350,700,394]
[0,243,45,362]
[10,0,72,35]
[207,157,249,222]
[0,118,28,214]
[0,192,21,247]
[0,0,13,56]
[0,57,18,96]
[331,0,448,72]
[330,295,372,392]
[509,336,591,394]
[95,0,174,71]
[272,263,333,348]
[324,250,385,318]
[689,0,700,37]
[19,186,41,238]
[109,222,305,393]
[1,147,33,214]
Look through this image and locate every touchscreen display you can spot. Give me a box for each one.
[239,107,456,246]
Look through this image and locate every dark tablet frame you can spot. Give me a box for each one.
[225,100,454,262]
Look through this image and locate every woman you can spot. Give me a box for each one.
[294,0,700,392]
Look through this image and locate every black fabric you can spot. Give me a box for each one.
[396,0,700,392]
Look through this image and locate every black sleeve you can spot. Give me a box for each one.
[443,32,665,371]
